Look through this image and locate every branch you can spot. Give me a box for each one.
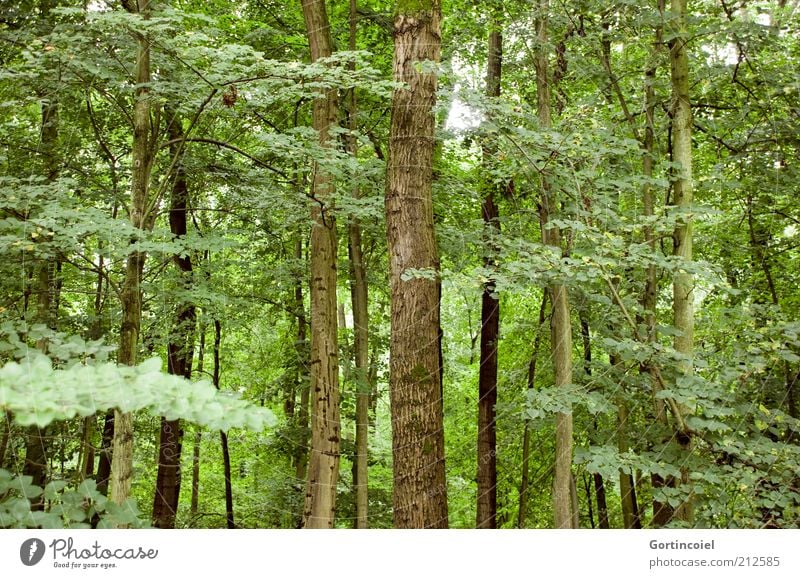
[159,137,290,179]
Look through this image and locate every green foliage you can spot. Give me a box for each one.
[0,470,147,529]
[0,351,276,431]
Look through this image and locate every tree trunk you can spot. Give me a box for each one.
[617,382,641,528]
[534,0,575,529]
[208,319,235,529]
[579,317,609,529]
[386,0,448,528]
[23,0,60,505]
[300,0,341,530]
[220,428,234,529]
[190,327,207,519]
[152,113,196,529]
[189,430,201,517]
[476,16,502,530]
[669,0,694,524]
[111,0,156,511]
[639,3,674,526]
[518,294,547,527]
[347,0,370,530]
[746,197,797,420]
[0,410,11,469]
[78,417,95,480]
[95,411,114,496]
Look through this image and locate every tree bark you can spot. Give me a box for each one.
[0,410,11,469]
[477,17,502,530]
[300,0,341,530]
[111,0,156,512]
[518,294,547,527]
[579,317,609,529]
[669,0,694,524]
[22,0,61,505]
[617,381,641,528]
[152,113,196,529]
[386,0,448,528]
[347,0,370,530]
[95,411,114,496]
[207,319,235,529]
[534,0,576,529]
[190,327,207,520]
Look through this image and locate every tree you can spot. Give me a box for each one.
[667,0,694,524]
[533,0,576,529]
[346,0,371,530]
[386,0,448,528]
[476,8,502,530]
[151,112,197,529]
[110,0,157,511]
[300,0,341,529]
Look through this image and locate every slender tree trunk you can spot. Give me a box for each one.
[669,0,694,524]
[746,197,797,420]
[299,0,341,530]
[476,15,502,530]
[78,417,95,480]
[219,432,234,528]
[189,430,201,517]
[476,196,500,529]
[617,380,641,528]
[518,294,547,528]
[96,411,114,496]
[111,0,156,510]
[346,0,371,530]
[23,0,61,504]
[0,410,11,469]
[386,0,448,528]
[190,326,207,519]
[152,113,196,529]
[534,0,576,529]
[579,317,609,528]
[207,319,235,529]
[640,5,674,525]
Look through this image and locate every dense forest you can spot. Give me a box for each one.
[0,0,798,530]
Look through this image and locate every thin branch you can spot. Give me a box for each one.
[158,137,291,179]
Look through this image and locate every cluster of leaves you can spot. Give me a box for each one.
[0,470,146,529]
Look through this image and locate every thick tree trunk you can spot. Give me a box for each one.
[534,0,575,529]
[111,0,155,511]
[347,0,370,530]
[152,114,196,529]
[518,294,547,527]
[476,19,502,530]
[669,0,694,525]
[386,0,448,528]
[300,0,341,529]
